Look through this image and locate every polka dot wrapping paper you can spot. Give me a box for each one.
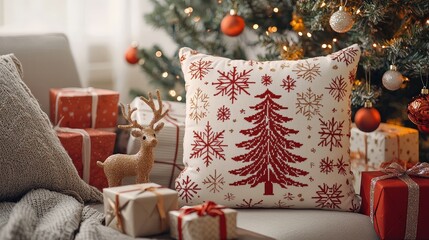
[57,128,116,190]
[49,88,119,129]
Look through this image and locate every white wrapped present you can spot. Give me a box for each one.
[169,201,238,240]
[350,123,419,167]
[103,183,179,237]
[350,123,419,192]
[126,98,185,188]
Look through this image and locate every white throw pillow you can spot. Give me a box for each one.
[177,45,361,211]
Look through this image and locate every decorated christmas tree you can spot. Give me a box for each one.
[127,0,429,161]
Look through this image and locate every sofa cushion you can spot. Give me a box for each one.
[236,209,377,240]
[177,45,361,210]
[0,54,102,202]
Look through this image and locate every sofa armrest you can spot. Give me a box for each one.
[0,33,82,115]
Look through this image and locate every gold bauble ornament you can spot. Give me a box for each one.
[329,6,354,33]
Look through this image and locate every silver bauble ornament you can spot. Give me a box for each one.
[382,65,403,91]
[329,6,354,33]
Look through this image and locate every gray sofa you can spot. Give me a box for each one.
[0,33,378,240]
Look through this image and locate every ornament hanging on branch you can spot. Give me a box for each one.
[355,100,381,132]
[382,65,404,91]
[125,42,140,65]
[329,1,354,33]
[220,2,245,37]
[354,67,381,132]
[408,71,429,133]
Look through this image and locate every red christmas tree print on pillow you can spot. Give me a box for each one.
[229,89,309,195]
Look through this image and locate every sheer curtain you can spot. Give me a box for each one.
[0,0,176,103]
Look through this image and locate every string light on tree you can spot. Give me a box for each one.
[382,65,404,91]
[329,1,354,33]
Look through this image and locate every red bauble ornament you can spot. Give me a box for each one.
[354,101,381,133]
[418,125,429,134]
[220,10,245,37]
[125,45,139,64]
[407,88,429,133]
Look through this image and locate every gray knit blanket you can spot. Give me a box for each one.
[0,189,141,240]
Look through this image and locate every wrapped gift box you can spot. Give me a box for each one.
[103,183,179,237]
[360,170,429,240]
[127,98,185,188]
[350,123,419,169]
[50,88,119,129]
[169,201,238,240]
[350,157,379,193]
[57,128,116,190]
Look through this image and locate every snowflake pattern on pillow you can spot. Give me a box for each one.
[177,45,361,211]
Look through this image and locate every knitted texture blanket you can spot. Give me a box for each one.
[0,189,138,240]
[0,54,102,203]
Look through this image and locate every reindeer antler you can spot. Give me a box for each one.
[140,90,169,129]
[118,103,144,130]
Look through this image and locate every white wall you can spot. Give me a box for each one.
[0,0,178,104]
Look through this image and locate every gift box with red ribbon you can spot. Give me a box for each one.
[360,163,429,240]
[169,201,238,240]
[50,88,119,129]
[103,183,179,237]
[126,98,185,188]
[57,128,116,190]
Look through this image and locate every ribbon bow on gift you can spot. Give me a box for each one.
[382,162,429,177]
[106,186,167,235]
[370,162,429,240]
[178,201,227,240]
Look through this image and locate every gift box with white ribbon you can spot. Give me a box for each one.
[50,88,119,129]
[56,128,116,190]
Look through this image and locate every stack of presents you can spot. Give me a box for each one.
[350,123,429,239]
[51,87,428,239]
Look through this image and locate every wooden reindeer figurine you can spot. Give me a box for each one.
[97,90,169,187]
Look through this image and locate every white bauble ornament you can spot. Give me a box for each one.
[382,65,403,91]
[329,6,354,33]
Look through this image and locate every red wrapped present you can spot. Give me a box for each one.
[57,128,116,190]
[50,88,119,129]
[360,163,429,240]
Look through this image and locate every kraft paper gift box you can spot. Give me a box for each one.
[50,88,119,129]
[103,183,179,237]
[57,128,116,190]
[360,164,429,240]
[126,98,185,188]
[169,201,238,240]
